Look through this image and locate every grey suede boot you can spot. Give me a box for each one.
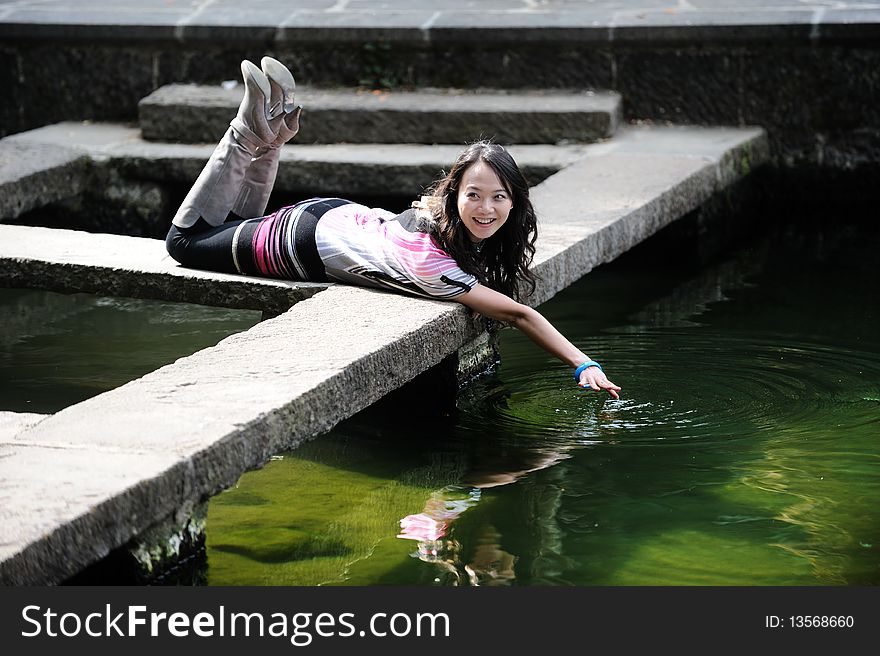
[172,60,275,228]
[230,58,302,219]
[231,107,302,219]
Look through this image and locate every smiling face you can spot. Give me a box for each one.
[456,161,514,243]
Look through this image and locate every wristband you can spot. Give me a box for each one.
[573,360,603,382]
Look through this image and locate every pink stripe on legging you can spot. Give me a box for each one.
[252,212,281,277]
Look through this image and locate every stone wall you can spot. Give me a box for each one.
[2,34,878,175]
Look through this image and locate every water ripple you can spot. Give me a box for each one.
[460,331,880,449]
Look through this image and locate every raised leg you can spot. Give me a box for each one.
[230,58,303,220]
[171,60,276,229]
[231,107,302,219]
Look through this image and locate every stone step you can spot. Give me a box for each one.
[138,85,622,145]
[0,140,90,220]
[119,140,592,199]
[0,123,768,583]
[3,122,596,228]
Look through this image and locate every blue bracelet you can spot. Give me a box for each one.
[573,360,603,382]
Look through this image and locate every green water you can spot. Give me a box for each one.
[0,290,261,413]
[205,213,879,586]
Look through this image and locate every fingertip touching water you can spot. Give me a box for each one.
[163,57,621,399]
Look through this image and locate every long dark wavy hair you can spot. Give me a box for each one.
[425,141,538,300]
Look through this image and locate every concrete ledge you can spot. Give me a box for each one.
[530,125,769,303]
[139,85,621,145]
[0,225,328,314]
[0,124,769,584]
[0,141,90,220]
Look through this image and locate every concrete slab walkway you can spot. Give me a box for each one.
[0,223,327,314]
[0,124,767,584]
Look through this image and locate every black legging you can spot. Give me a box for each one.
[165,199,347,281]
[166,214,277,277]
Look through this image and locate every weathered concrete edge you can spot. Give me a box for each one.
[0,412,49,441]
[0,253,328,315]
[0,225,329,314]
[0,141,91,220]
[0,448,202,587]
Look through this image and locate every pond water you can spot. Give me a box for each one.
[204,209,879,586]
[0,290,261,413]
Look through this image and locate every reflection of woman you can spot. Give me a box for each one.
[398,486,518,586]
[164,57,621,397]
[397,450,570,585]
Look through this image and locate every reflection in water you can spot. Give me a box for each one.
[394,438,583,585]
[205,214,880,586]
[397,487,484,585]
[398,487,483,543]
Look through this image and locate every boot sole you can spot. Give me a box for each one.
[241,60,272,103]
[261,56,296,116]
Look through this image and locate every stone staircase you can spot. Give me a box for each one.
[0,80,768,584]
[3,85,624,238]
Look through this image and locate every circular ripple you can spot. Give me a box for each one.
[459,331,880,448]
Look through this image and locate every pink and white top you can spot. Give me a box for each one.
[313,201,477,299]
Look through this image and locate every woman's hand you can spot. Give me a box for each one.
[578,366,621,399]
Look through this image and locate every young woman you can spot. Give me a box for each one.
[166,58,621,399]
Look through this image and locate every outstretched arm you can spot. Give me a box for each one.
[458,283,621,398]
